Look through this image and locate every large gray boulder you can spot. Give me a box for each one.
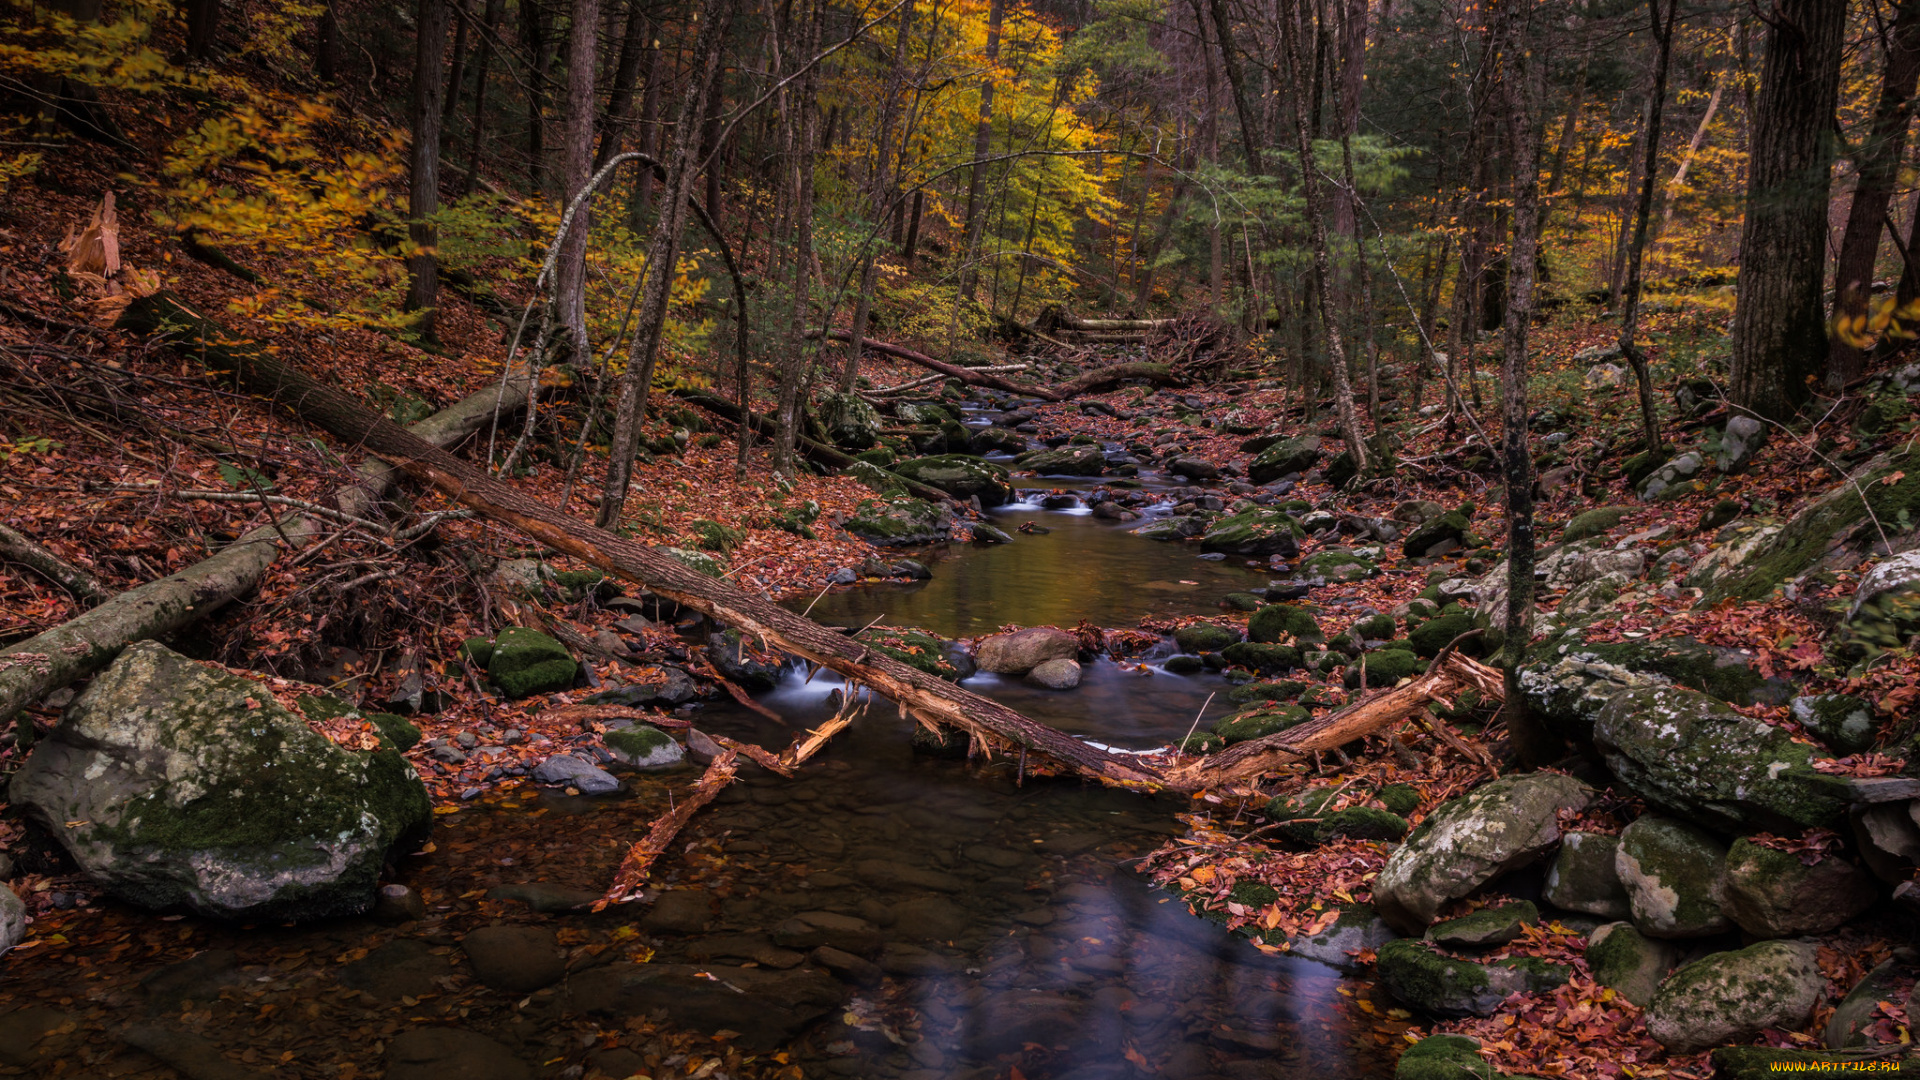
[975,627,1079,675]
[1615,817,1729,938]
[1718,837,1877,938]
[891,455,1013,507]
[1248,436,1323,484]
[10,642,431,921]
[1844,550,1920,658]
[1543,831,1631,919]
[1644,940,1823,1053]
[819,391,881,451]
[1639,452,1704,499]
[1200,508,1303,559]
[1015,444,1106,476]
[0,886,23,957]
[1593,685,1846,833]
[1372,773,1593,932]
[1716,416,1767,473]
[1286,903,1399,973]
[1584,922,1676,1006]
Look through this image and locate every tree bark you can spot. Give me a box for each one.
[1279,0,1367,478]
[1206,0,1265,175]
[597,0,652,169]
[1830,0,1920,385]
[461,0,505,196]
[553,0,601,360]
[406,0,453,341]
[185,0,219,58]
[1729,0,1846,420]
[958,0,1005,299]
[1617,0,1676,457]
[1493,0,1556,768]
[599,0,732,527]
[119,297,1167,789]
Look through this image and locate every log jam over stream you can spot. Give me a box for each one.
[0,465,1410,1080]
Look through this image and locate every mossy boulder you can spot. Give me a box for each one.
[1210,704,1310,744]
[1247,435,1323,485]
[1522,632,1791,739]
[1375,940,1529,1017]
[1289,902,1400,973]
[844,459,907,496]
[1015,444,1106,476]
[1221,591,1266,612]
[1286,549,1380,586]
[843,496,954,546]
[603,726,686,770]
[1643,940,1823,1053]
[855,626,969,682]
[1248,603,1323,645]
[1719,837,1876,939]
[1377,784,1421,817]
[1345,648,1423,688]
[1561,506,1631,542]
[1265,786,1334,828]
[1352,613,1398,641]
[1593,685,1847,833]
[1174,622,1241,653]
[1201,509,1304,559]
[1615,816,1730,938]
[895,399,955,426]
[487,627,578,698]
[1395,1035,1497,1080]
[1402,510,1471,558]
[1373,773,1593,932]
[970,426,1027,456]
[1698,449,1920,605]
[820,391,881,450]
[1221,642,1303,674]
[1542,831,1630,919]
[1843,550,1920,660]
[297,694,421,753]
[891,455,1013,507]
[1789,694,1878,756]
[1407,612,1480,658]
[1427,901,1536,948]
[9,642,431,921]
[1230,679,1305,704]
[1314,807,1411,843]
[458,636,495,668]
[663,546,727,577]
[1584,921,1676,1006]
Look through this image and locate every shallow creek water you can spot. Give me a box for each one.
[0,482,1406,1080]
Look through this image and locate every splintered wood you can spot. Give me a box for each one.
[597,748,740,908]
[1167,650,1507,788]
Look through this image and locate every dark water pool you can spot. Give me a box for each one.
[0,490,1402,1080]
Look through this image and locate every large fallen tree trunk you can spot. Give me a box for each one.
[121,292,1166,788]
[1059,316,1175,332]
[804,329,1185,401]
[668,388,962,507]
[0,315,548,731]
[1166,650,1506,788]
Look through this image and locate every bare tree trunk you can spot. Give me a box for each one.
[1493,0,1555,768]
[461,0,504,196]
[596,0,652,169]
[185,0,219,58]
[959,0,1005,299]
[1830,0,1920,385]
[441,0,472,130]
[314,0,340,80]
[1729,0,1846,421]
[1206,0,1264,175]
[599,0,733,526]
[842,0,918,393]
[773,0,821,475]
[1280,0,1367,478]
[405,0,452,343]
[1617,0,1676,457]
[1659,61,1724,236]
[522,0,556,194]
[553,0,601,361]
[629,41,665,225]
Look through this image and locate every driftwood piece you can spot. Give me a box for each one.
[804,329,1184,401]
[1166,651,1506,788]
[0,523,112,605]
[121,292,1167,791]
[598,748,739,906]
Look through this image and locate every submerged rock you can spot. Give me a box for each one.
[1026,657,1082,689]
[976,627,1079,675]
[1643,940,1823,1053]
[1372,773,1593,932]
[566,962,845,1052]
[10,642,431,921]
[1287,904,1398,972]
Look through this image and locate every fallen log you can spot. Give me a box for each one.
[1166,651,1506,788]
[0,308,547,732]
[804,329,1185,401]
[0,523,112,606]
[122,292,1167,790]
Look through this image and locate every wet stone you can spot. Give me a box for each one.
[0,1008,76,1069]
[642,889,712,933]
[812,945,884,985]
[485,882,601,913]
[386,1027,531,1080]
[461,925,566,993]
[337,939,443,1001]
[771,910,883,954]
[685,934,806,969]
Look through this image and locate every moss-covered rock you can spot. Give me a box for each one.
[1289,902,1400,973]
[1373,773,1593,932]
[1286,549,1380,586]
[1615,816,1729,938]
[1210,704,1310,744]
[1248,603,1323,644]
[1345,648,1423,688]
[1395,1034,1498,1080]
[663,546,728,577]
[297,694,421,753]
[1377,784,1421,817]
[1643,940,1823,1053]
[1407,612,1481,658]
[1314,807,1411,843]
[843,496,954,546]
[1543,831,1629,920]
[1352,613,1398,641]
[1842,550,1920,661]
[1561,506,1631,542]
[855,626,968,681]
[895,399,956,426]
[1248,435,1324,485]
[1584,921,1676,1006]
[1522,631,1790,742]
[1719,837,1876,939]
[1014,444,1106,476]
[1265,786,1335,827]
[458,636,494,668]
[891,455,1013,507]
[820,391,881,450]
[1427,901,1536,947]
[10,642,431,921]
[1221,642,1303,674]
[603,725,686,770]
[1403,510,1471,558]
[845,459,907,495]
[1230,679,1306,704]
[1789,694,1878,756]
[1201,508,1304,559]
[1221,591,1266,612]
[1375,940,1528,1017]
[1174,622,1241,653]
[1593,685,1847,833]
[487,627,578,698]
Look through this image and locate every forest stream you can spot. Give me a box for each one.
[0,462,1407,1080]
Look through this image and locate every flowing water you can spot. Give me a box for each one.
[0,475,1404,1079]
